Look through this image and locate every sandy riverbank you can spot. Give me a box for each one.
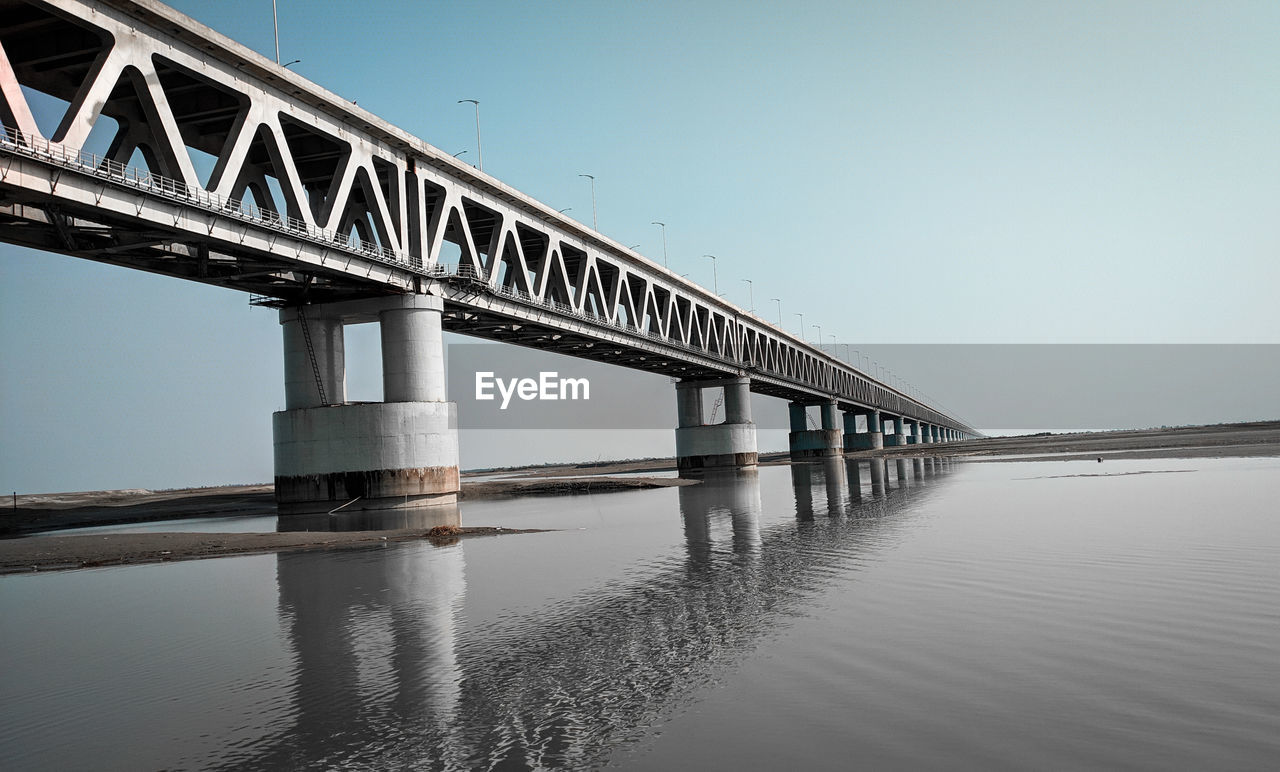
[0,476,691,573]
[0,526,546,574]
[856,420,1280,461]
[3,421,1276,574]
[2,476,693,537]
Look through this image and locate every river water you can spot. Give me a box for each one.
[3,456,1278,770]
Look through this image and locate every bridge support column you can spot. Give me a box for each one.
[674,377,758,471]
[273,294,460,514]
[905,419,919,444]
[789,399,842,460]
[282,313,345,409]
[842,411,858,451]
[884,416,908,446]
[843,409,884,451]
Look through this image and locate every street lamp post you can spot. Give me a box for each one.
[651,221,668,268]
[702,254,718,294]
[771,298,782,326]
[793,312,805,340]
[457,100,483,171]
[813,324,822,350]
[741,279,754,312]
[579,174,597,229]
[272,0,280,64]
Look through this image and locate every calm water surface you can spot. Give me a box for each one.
[2,456,1278,769]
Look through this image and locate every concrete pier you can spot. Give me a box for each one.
[844,409,884,451]
[675,377,758,471]
[883,416,908,447]
[273,294,460,513]
[789,400,842,460]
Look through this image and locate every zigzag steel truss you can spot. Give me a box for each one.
[0,0,978,434]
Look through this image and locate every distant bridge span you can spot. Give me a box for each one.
[0,0,977,511]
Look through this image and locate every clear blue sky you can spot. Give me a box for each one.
[3,0,1278,492]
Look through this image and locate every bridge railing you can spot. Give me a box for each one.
[0,124,414,271]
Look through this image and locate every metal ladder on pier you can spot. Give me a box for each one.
[296,305,330,406]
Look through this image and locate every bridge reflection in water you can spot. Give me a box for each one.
[244,460,954,769]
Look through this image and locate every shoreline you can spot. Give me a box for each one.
[859,420,1280,461]
[3,421,1277,574]
[0,526,548,575]
[3,475,695,537]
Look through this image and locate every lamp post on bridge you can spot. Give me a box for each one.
[812,324,822,350]
[771,298,782,326]
[651,221,668,268]
[741,278,754,313]
[272,0,280,64]
[702,254,718,294]
[793,312,805,340]
[579,174,597,229]
[457,100,483,172]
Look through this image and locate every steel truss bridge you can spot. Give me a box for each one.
[0,0,977,435]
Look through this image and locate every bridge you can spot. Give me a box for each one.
[0,0,978,512]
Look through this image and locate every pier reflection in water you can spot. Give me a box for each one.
[254,542,466,769]
[678,468,763,559]
[277,504,460,533]
[226,460,954,769]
